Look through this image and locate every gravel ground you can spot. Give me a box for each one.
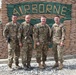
[0,58,76,75]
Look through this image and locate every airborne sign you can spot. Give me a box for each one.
[7,1,72,21]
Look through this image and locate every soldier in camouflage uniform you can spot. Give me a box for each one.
[33,16,51,69]
[51,15,65,70]
[3,14,20,70]
[18,15,33,70]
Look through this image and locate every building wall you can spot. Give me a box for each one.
[0,0,76,58]
[0,6,7,58]
[0,9,2,21]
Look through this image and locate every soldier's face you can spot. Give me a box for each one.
[25,15,31,23]
[54,17,60,24]
[12,16,17,23]
[41,17,46,25]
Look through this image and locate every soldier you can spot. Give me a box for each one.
[33,16,51,69]
[18,15,33,70]
[51,15,65,70]
[3,14,20,70]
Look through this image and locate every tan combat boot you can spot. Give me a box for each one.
[8,64,14,70]
[38,62,44,69]
[52,63,59,68]
[58,63,63,70]
[8,64,12,68]
[15,63,21,70]
[42,62,46,68]
[15,65,21,69]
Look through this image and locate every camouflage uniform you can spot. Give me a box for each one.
[52,23,65,63]
[18,21,33,67]
[3,21,20,67]
[33,23,50,65]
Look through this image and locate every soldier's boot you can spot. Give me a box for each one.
[27,63,31,69]
[52,62,59,68]
[8,60,13,68]
[15,63,21,69]
[8,63,12,68]
[8,63,14,70]
[38,62,44,69]
[23,64,27,70]
[42,62,46,68]
[58,63,63,70]
[15,65,21,69]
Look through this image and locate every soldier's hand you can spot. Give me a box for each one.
[19,43,23,47]
[36,42,40,46]
[60,42,64,46]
